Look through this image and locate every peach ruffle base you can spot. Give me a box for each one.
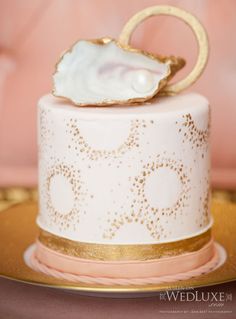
[28,239,220,285]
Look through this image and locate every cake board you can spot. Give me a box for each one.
[0,200,235,296]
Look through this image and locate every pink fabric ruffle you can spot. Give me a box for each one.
[34,239,215,279]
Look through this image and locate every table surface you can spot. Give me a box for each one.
[0,277,235,319]
[0,188,236,318]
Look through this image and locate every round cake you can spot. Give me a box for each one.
[33,92,216,280]
[28,4,220,284]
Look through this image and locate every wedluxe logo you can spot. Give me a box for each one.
[160,290,232,304]
[158,288,233,316]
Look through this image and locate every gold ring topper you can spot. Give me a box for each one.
[52,5,209,106]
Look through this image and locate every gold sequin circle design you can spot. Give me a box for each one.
[45,163,84,231]
[103,156,190,240]
[66,119,149,160]
[177,110,211,151]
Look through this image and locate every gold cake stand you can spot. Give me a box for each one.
[0,195,236,294]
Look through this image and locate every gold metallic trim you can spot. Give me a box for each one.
[119,5,209,95]
[38,229,211,261]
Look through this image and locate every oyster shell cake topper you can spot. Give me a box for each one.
[53,5,209,106]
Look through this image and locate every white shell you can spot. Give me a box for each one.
[53,39,172,106]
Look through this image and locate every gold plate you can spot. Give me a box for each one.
[0,200,235,294]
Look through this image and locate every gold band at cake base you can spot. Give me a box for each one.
[38,229,212,261]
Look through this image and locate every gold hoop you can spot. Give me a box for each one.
[119,5,209,95]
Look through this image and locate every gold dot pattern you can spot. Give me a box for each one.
[103,156,190,240]
[39,107,210,243]
[45,162,86,232]
[38,109,54,160]
[177,110,210,151]
[66,119,150,160]
[196,177,211,228]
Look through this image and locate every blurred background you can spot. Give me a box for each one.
[0,0,235,207]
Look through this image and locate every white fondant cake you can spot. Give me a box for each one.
[30,5,219,284]
[37,92,211,245]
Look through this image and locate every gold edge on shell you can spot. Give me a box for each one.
[52,37,185,107]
